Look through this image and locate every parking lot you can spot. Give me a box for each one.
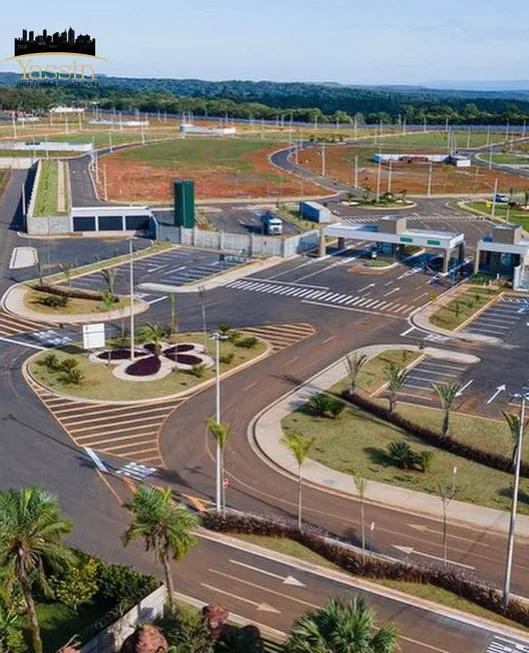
[462,297,529,339]
[69,246,244,298]
[396,357,471,400]
[155,204,301,236]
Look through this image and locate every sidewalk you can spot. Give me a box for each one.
[2,284,149,324]
[250,343,529,536]
[140,256,285,294]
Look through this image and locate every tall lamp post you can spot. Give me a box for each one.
[129,238,135,360]
[503,385,529,605]
[209,330,228,512]
[438,465,458,566]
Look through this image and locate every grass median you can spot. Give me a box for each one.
[430,286,499,331]
[30,332,267,401]
[24,287,135,316]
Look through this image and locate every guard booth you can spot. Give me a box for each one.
[474,225,529,278]
[322,216,465,273]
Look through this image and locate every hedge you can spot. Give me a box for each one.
[341,390,529,479]
[201,511,529,627]
[32,282,119,303]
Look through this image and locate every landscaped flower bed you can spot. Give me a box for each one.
[96,348,148,361]
[169,353,203,366]
[164,344,196,355]
[125,355,162,377]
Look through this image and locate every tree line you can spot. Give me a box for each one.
[1,74,529,124]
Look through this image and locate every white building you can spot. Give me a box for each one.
[179,123,236,136]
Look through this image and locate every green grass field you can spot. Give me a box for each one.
[117,138,280,170]
[32,160,69,217]
[430,286,499,330]
[477,152,529,165]
[465,201,529,230]
[375,131,507,149]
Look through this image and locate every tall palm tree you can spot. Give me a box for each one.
[284,595,399,653]
[122,485,197,614]
[503,411,526,469]
[281,432,315,530]
[384,363,408,413]
[101,267,117,296]
[344,353,367,394]
[0,487,74,653]
[433,381,460,439]
[206,418,232,513]
[138,322,170,357]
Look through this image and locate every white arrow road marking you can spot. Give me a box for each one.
[148,296,168,305]
[358,283,376,292]
[201,583,280,613]
[455,380,473,397]
[487,384,506,404]
[230,559,305,587]
[392,545,475,569]
[400,326,416,337]
[383,287,400,297]
[407,523,489,546]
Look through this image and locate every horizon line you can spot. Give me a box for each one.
[5,53,107,62]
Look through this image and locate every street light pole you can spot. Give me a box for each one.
[503,388,528,605]
[210,331,223,513]
[129,238,135,360]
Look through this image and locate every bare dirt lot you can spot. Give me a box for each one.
[298,144,529,195]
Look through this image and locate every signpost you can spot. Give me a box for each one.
[82,323,105,350]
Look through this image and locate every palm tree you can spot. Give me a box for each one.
[281,432,315,530]
[0,487,75,653]
[138,322,170,357]
[384,363,408,413]
[433,381,460,439]
[353,475,368,556]
[206,418,232,513]
[101,267,117,296]
[122,485,198,614]
[503,411,526,469]
[59,262,73,288]
[344,353,367,394]
[284,594,399,653]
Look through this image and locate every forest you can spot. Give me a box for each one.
[1,72,529,124]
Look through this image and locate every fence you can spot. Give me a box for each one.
[81,585,166,653]
[159,225,321,258]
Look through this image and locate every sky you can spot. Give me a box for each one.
[1,0,529,84]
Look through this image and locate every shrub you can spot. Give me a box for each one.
[51,557,100,612]
[60,368,85,386]
[217,323,232,336]
[156,606,213,652]
[40,294,69,308]
[236,336,258,349]
[41,353,60,371]
[328,396,346,419]
[227,330,241,344]
[386,441,416,469]
[305,393,344,419]
[59,358,79,373]
[219,352,235,365]
[97,563,159,614]
[126,355,162,377]
[189,363,207,378]
[33,282,118,303]
[417,450,434,473]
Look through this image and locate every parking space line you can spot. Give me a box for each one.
[419,361,466,371]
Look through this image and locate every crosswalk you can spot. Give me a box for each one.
[486,636,529,653]
[27,376,183,466]
[340,212,482,225]
[240,323,315,352]
[227,279,415,316]
[0,310,53,338]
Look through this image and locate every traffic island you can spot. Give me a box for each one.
[28,331,269,402]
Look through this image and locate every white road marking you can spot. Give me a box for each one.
[148,296,168,305]
[359,283,376,292]
[455,380,474,397]
[487,385,507,404]
[384,287,400,297]
[0,336,47,350]
[230,560,305,587]
[200,583,280,613]
[400,326,416,337]
[392,545,475,569]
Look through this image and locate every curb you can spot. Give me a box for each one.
[23,334,272,406]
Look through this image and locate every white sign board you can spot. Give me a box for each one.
[82,323,106,350]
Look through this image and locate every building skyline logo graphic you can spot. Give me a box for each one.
[14,27,96,57]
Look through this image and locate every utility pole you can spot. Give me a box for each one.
[354,154,359,189]
[387,159,393,194]
[321,142,326,177]
[489,147,493,170]
[486,125,491,147]
[12,113,17,139]
[376,157,382,202]
[353,115,357,140]
[141,122,145,145]
[445,117,449,133]
[103,164,108,201]
[491,179,498,219]
[129,238,135,361]
[427,162,433,197]
[402,116,406,134]
[109,130,113,152]
[466,128,471,149]
[503,387,529,606]
[65,114,69,134]
[423,116,427,132]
